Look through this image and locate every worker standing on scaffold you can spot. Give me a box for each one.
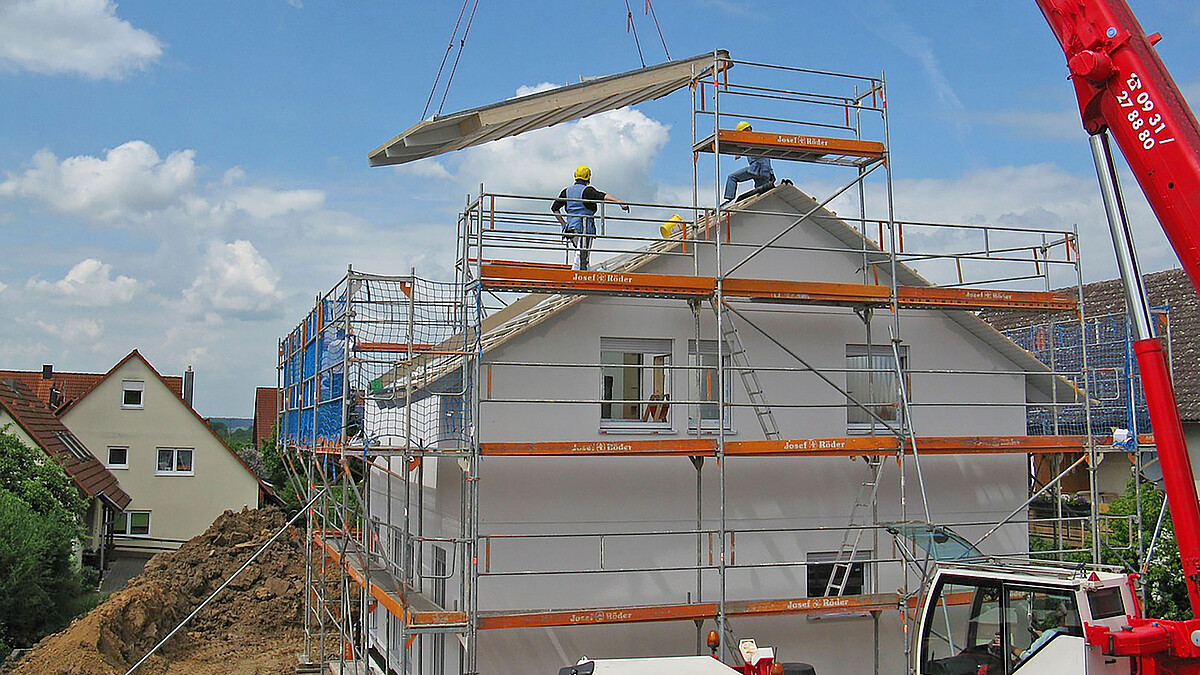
[723,120,775,204]
[552,165,629,271]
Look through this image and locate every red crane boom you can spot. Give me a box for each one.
[1036,0,1200,669]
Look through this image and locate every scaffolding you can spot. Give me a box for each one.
[278,53,1152,675]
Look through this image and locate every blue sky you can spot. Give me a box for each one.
[1,0,1198,416]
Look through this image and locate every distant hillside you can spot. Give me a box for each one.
[208,417,252,430]
[207,418,253,448]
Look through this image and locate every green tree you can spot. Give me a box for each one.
[1104,478,1188,621]
[0,427,90,652]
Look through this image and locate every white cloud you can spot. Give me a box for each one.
[35,317,103,343]
[26,258,140,305]
[228,186,325,218]
[0,281,7,294]
[817,162,1175,286]
[395,160,453,180]
[973,110,1083,140]
[452,106,671,201]
[0,141,197,221]
[184,240,284,320]
[0,0,161,79]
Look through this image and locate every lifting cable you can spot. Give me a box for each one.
[645,0,670,61]
[436,0,482,117]
[422,0,482,120]
[624,0,646,68]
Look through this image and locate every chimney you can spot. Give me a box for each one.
[41,364,53,380]
[183,365,195,408]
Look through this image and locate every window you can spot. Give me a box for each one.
[113,510,151,536]
[689,340,732,431]
[107,446,128,469]
[156,447,194,475]
[122,380,145,409]
[807,550,871,597]
[600,338,672,428]
[846,344,908,431]
[55,431,92,460]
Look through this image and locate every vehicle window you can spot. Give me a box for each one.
[922,581,1003,675]
[1087,586,1126,620]
[1008,587,1079,668]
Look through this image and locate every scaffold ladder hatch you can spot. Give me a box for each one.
[711,298,780,440]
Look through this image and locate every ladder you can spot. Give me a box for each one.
[823,457,887,597]
[711,298,780,440]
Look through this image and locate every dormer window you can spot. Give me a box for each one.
[122,380,144,409]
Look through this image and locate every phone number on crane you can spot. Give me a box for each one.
[1114,71,1177,150]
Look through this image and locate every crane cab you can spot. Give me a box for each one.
[917,562,1137,675]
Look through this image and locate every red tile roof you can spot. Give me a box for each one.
[0,367,182,414]
[0,378,132,510]
[253,387,279,449]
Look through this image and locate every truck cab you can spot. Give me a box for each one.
[918,562,1137,675]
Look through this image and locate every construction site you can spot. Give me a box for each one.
[273,51,1172,674]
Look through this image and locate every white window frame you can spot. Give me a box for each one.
[688,339,734,433]
[155,447,195,476]
[113,510,151,537]
[122,380,145,409]
[107,446,129,469]
[599,337,673,432]
[845,344,909,434]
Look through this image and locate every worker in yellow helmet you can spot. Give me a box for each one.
[723,120,775,204]
[551,165,629,270]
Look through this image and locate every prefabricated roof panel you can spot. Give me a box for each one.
[368,50,730,167]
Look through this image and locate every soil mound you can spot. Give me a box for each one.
[12,508,305,675]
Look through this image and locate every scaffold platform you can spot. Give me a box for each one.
[694,129,886,168]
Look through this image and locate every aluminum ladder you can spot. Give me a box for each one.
[711,298,780,440]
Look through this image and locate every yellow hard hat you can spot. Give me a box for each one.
[574,165,591,181]
[736,120,752,132]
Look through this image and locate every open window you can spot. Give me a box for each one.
[921,575,1083,675]
[600,338,672,430]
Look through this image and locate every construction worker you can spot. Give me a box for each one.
[551,165,629,270]
[723,120,775,204]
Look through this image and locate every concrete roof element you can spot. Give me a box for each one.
[0,378,132,510]
[368,50,729,167]
[982,267,1200,421]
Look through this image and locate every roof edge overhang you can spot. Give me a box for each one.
[369,49,730,167]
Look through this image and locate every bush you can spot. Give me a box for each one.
[0,490,86,647]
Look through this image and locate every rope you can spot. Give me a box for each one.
[437,0,482,117]
[624,0,645,68]
[422,0,471,120]
[645,0,670,61]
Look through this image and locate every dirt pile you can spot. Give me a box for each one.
[12,508,306,675]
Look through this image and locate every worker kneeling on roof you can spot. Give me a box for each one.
[724,120,775,204]
[552,165,629,271]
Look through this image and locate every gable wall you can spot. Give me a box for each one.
[62,357,259,550]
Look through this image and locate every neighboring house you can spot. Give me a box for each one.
[345,185,1065,674]
[0,378,131,560]
[0,350,268,554]
[253,386,279,449]
[982,267,1200,496]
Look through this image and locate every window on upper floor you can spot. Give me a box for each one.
[600,338,672,430]
[688,339,733,432]
[156,447,194,476]
[114,510,151,536]
[107,446,129,469]
[122,380,145,409]
[846,344,908,433]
